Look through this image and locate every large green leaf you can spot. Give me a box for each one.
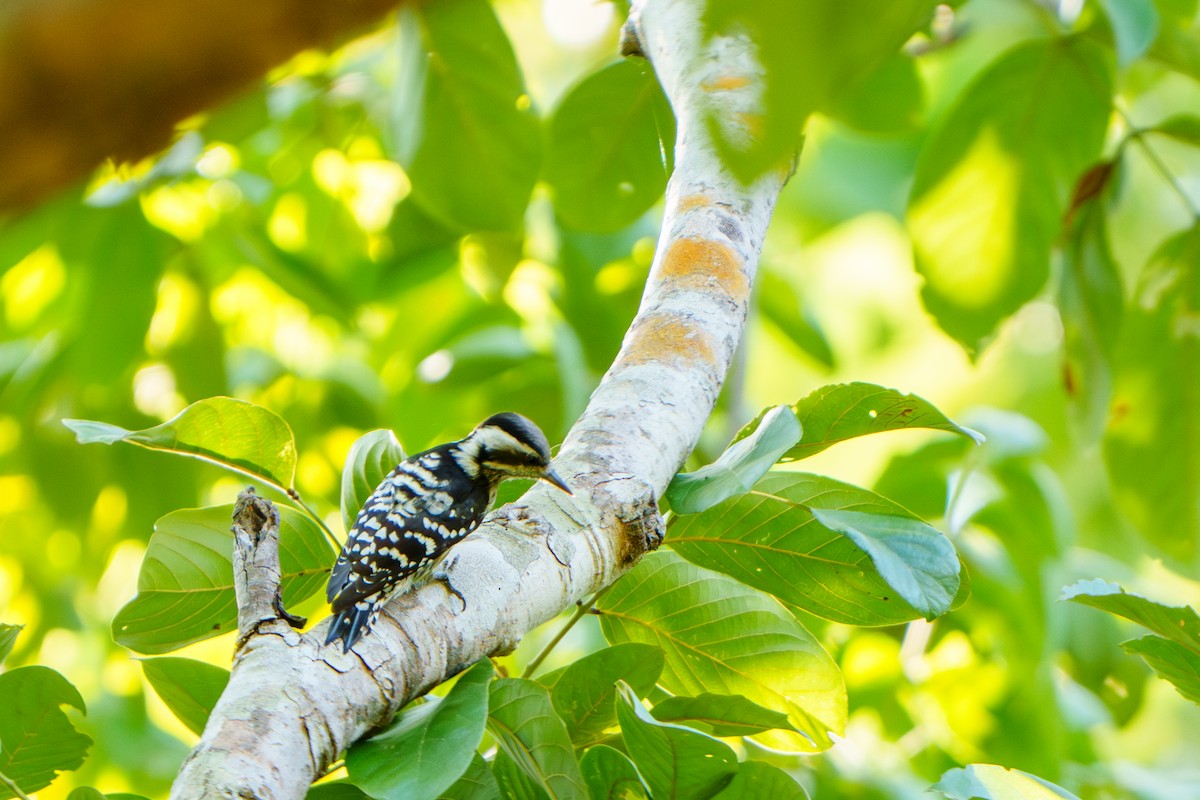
[64,396,298,489]
[1098,0,1160,65]
[579,746,648,800]
[616,683,738,800]
[140,657,231,736]
[932,764,1080,800]
[347,660,493,800]
[1104,225,1200,564]
[546,60,675,233]
[0,624,21,666]
[907,38,1113,350]
[340,429,406,531]
[670,472,959,625]
[735,383,981,462]
[712,761,809,800]
[0,666,92,797]
[487,678,586,800]
[393,0,540,232]
[649,693,796,738]
[549,643,664,747]
[702,0,935,182]
[1062,579,1200,651]
[112,504,331,654]
[667,406,801,514]
[306,781,374,799]
[598,550,845,752]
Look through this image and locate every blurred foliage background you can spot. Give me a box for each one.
[1,0,1199,797]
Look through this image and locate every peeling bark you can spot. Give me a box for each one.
[171,0,787,796]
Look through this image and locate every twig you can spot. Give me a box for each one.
[521,584,616,678]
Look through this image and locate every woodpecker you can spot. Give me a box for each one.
[325,412,571,652]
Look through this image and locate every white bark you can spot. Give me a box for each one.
[171,1,786,796]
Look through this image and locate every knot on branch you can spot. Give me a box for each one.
[617,492,664,566]
[232,487,307,650]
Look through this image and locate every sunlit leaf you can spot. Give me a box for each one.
[598,550,845,752]
[1152,114,1200,146]
[546,60,675,233]
[1103,225,1200,564]
[140,657,231,736]
[616,683,737,800]
[932,764,1080,799]
[549,643,664,747]
[340,429,406,530]
[649,692,797,738]
[712,761,809,800]
[487,678,586,800]
[580,746,648,800]
[1062,579,1200,651]
[0,624,21,666]
[347,660,493,800]
[826,52,923,134]
[735,383,982,461]
[670,472,959,625]
[0,666,93,796]
[393,0,540,232]
[907,38,1112,350]
[66,789,107,800]
[112,505,330,654]
[64,396,298,489]
[305,781,374,799]
[667,406,801,514]
[757,270,835,368]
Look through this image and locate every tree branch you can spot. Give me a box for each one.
[231,488,306,651]
[171,0,787,796]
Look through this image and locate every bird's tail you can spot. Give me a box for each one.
[324,601,379,653]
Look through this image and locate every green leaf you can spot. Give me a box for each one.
[140,657,231,736]
[393,0,540,232]
[579,746,648,800]
[306,781,375,799]
[649,693,796,737]
[491,750,548,800]
[1098,0,1160,65]
[1062,579,1200,651]
[66,790,107,800]
[712,761,810,800]
[1103,225,1200,564]
[0,666,93,796]
[616,683,738,800]
[0,624,21,666]
[546,60,676,233]
[1152,114,1200,146]
[757,271,835,368]
[64,396,298,489]
[1121,636,1200,704]
[346,660,493,800]
[670,472,959,625]
[1060,163,1123,439]
[438,753,501,800]
[340,429,406,531]
[736,383,982,462]
[598,550,845,752]
[112,504,330,654]
[667,406,801,514]
[549,643,664,747]
[826,52,923,134]
[702,0,934,182]
[808,507,959,619]
[487,678,587,800]
[931,764,1080,800]
[907,38,1113,351]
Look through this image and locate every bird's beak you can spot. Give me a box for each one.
[541,467,572,495]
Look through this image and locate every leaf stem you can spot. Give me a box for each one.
[0,770,31,800]
[522,583,615,678]
[1126,127,1200,221]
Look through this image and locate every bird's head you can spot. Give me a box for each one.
[461,412,571,493]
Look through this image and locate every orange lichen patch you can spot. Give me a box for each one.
[702,74,753,92]
[677,194,709,214]
[736,111,765,139]
[619,313,718,369]
[658,237,748,301]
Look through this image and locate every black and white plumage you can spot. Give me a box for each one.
[324,412,571,652]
